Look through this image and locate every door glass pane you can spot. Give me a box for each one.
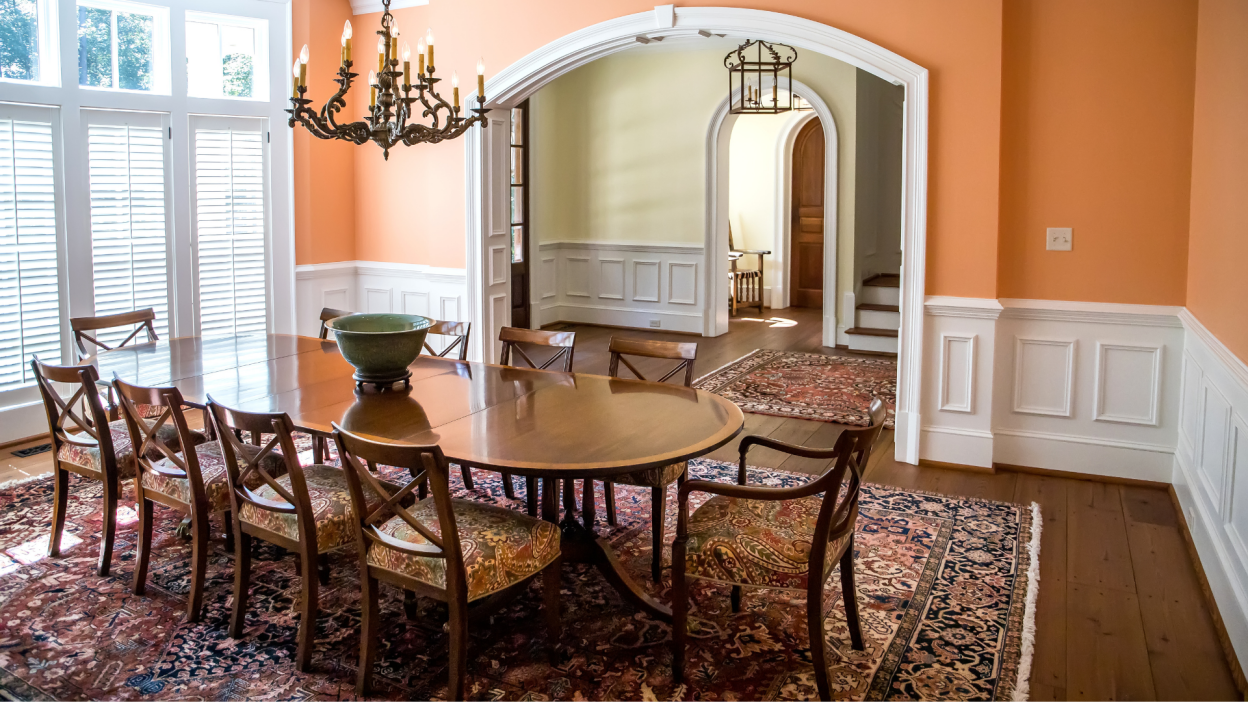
[185,21,221,96]
[220,25,254,97]
[510,146,523,185]
[77,6,112,87]
[511,226,523,264]
[510,185,522,225]
[510,107,523,145]
[117,12,153,90]
[0,0,39,81]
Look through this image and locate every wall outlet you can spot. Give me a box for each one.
[649,319,661,328]
[1046,227,1073,251]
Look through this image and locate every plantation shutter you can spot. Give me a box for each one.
[191,116,268,337]
[0,104,63,392]
[84,110,171,345]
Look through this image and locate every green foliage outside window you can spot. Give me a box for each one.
[222,52,251,97]
[0,0,38,81]
[78,6,153,90]
[117,12,151,90]
[77,5,111,86]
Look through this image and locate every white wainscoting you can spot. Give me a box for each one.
[921,297,1002,468]
[294,261,468,337]
[1173,309,1248,669]
[535,241,705,333]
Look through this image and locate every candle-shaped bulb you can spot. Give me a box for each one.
[425,29,434,67]
[299,44,309,64]
[292,58,300,78]
[292,58,300,98]
[477,57,484,76]
[476,57,485,100]
[401,41,410,62]
[391,20,399,37]
[341,33,346,47]
[416,38,425,75]
[451,71,459,88]
[343,20,352,39]
[425,29,434,46]
[377,36,385,54]
[451,70,459,107]
[368,69,377,86]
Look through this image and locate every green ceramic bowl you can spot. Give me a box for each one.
[325,313,434,388]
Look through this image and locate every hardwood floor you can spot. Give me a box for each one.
[2,306,1239,700]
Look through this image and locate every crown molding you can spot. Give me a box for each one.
[350,0,427,16]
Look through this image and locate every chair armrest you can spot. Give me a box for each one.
[678,477,814,503]
[739,435,841,461]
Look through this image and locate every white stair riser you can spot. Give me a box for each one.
[858,309,900,329]
[859,285,900,306]
[847,334,899,354]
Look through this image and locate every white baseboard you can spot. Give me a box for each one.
[920,425,994,468]
[993,428,1174,482]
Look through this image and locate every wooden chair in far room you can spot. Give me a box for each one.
[671,397,887,701]
[317,307,354,340]
[208,398,370,672]
[728,225,770,316]
[30,358,202,576]
[601,337,698,582]
[332,424,563,699]
[113,377,284,623]
[497,326,577,509]
[70,309,162,421]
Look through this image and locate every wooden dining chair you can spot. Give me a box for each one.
[671,397,887,701]
[114,377,283,623]
[69,309,164,421]
[332,424,563,698]
[30,358,200,576]
[497,326,577,507]
[317,307,354,340]
[601,337,698,582]
[423,319,471,361]
[209,398,366,672]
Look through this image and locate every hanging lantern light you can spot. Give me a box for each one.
[725,39,797,115]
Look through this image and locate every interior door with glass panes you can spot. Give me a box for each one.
[509,102,530,329]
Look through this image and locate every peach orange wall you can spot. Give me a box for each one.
[997,0,1198,304]
[337,0,1003,296]
[1186,0,1248,362]
[292,0,357,266]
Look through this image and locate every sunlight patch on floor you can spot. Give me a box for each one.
[735,317,798,328]
[5,532,84,569]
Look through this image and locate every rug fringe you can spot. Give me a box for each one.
[1012,501,1042,701]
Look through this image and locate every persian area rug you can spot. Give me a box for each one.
[694,350,898,429]
[0,456,1037,700]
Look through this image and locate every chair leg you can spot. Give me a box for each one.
[651,485,667,583]
[48,467,68,558]
[731,586,743,613]
[356,574,380,696]
[807,580,831,701]
[223,510,235,553]
[317,552,331,586]
[230,530,252,638]
[311,435,325,464]
[501,471,516,499]
[526,477,539,517]
[447,594,468,701]
[840,536,864,651]
[187,508,210,623]
[133,496,154,595]
[582,480,596,531]
[604,481,618,526]
[296,547,320,672]
[542,557,562,664]
[460,463,475,490]
[404,590,420,620]
[562,478,576,520]
[98,476,118,576]
[671,538,689,683]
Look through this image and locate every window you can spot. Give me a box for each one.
[1,0,58,84]
[84,110,171,344]
[185,12,268,100]
[510,104,526,264]
[0,104,61,392]
[77,0,170,93]
[191,116,268,336]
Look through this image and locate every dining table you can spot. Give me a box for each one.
[89,333,745,621]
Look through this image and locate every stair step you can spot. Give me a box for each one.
[862,273,900,288]
[845,327,899,338]
[856,303,899,312]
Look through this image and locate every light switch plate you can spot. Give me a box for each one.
[1046,227,1073,251]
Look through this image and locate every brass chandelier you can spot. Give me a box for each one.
[726,39,797,115]
[287,0,489,159]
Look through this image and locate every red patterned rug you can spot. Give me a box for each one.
[0,454,1036,700]
[695,350,898,429]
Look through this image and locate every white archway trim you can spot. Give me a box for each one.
[772,110,818,312]
[466,6,929,464]
[708,81,835,346]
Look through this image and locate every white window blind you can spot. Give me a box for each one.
[0,106,62,392]
[191,116,268,336]
[85,110,170,344]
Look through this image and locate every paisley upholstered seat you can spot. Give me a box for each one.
[240,463,379,552]
[56,418,204,478]
[367,498,561,602]
[683,494,849,591]
[142,440,285,512]
[611,461,687,488]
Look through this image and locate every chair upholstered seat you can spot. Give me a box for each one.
[683,494,849,590]
[142,440,285,511]
[240,464,379,552]
[612,461,686,488]
[367,498,561,602]
[56,418,203,478]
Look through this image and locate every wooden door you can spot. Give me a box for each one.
[509,102,530,328]
[790,118,824,308]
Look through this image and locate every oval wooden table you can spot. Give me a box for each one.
[91,333,745,621]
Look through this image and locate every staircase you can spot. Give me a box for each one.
[846,274,899,354]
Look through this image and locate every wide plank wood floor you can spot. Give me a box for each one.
[1,306,1239,700]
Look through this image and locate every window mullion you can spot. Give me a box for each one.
[109,10,118,89]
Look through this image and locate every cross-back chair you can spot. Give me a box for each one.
[599,337,698,582]
[333,424,563,698]
[113,377,282,623]
[497,326,577,507]
[208,398,363,672]
[30,358,194,576]
[671,397,887,701]
[423,319,471,361]
[69,309,164,421]
[317,307,354,340]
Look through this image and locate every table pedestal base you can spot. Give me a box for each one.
[540,478,672,623]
